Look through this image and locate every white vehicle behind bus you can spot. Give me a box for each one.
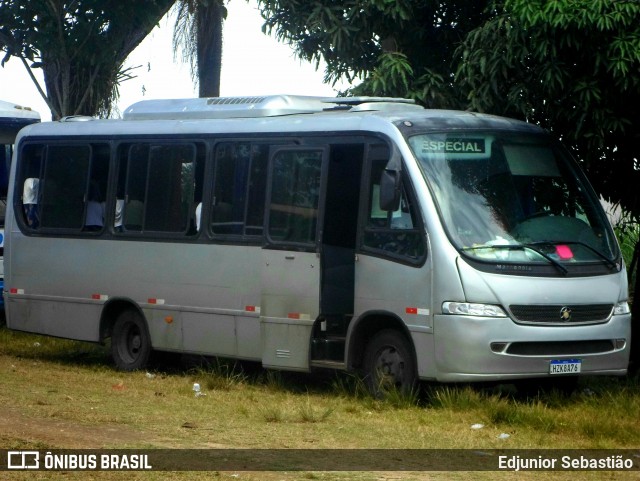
[0,100,40,313]
[3,95,630,395]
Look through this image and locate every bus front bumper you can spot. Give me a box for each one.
[430,313,630,382]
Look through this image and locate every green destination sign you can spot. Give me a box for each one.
[421,139,485,154]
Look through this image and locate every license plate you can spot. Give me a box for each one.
[549,359,582,374]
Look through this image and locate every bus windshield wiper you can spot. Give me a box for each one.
[527,240,618,270]
[461,244,568,275]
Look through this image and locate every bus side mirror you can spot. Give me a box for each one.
[379,169,401,212]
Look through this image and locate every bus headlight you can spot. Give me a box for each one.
[614,301,630,315]
[442,302,507,318]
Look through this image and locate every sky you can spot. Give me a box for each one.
[0,1,351,121]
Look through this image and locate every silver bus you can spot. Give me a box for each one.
[3,95,630,394]
[1,100,40,311]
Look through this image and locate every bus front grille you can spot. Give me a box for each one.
[506,340,615,356]
[509,304,613,325]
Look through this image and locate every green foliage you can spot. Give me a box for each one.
[0,0,174,118]
[258,0,492,108]
[614,213,640,273]
[258,0,639,229]
[457,0,640,219]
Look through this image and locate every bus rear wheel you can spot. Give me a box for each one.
[363,330,417,398]
[111,310,152,371]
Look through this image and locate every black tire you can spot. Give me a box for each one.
[363,329,417,398]
[110,310,152,371]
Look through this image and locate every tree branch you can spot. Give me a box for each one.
[19,56,60,119]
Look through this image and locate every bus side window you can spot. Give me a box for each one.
[117,142,201,235]
[211,142,268,238]
[362,156,426,261]
[212,143,249,235]
[145,144,196,233]
[268,149,323,245]
[18,143,107,233]
[40,145,90,230]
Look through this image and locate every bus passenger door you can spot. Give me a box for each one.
[261,146,328,370]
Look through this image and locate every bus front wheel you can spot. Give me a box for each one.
[363,329,417,398]
[111,310,152,371]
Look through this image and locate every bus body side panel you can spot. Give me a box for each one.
[6,297,101,341]
[6,236,104,341]
[6,233,264,360]
[178,244,262,360]
[353,252,436,379]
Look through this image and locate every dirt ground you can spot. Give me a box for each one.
[0,405,146,449]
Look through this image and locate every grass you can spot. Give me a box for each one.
[1,326,639,480]
[613,217,639,271]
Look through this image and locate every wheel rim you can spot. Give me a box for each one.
[373,345,407,390]
[119,322,141,363]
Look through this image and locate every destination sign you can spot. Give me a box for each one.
[421,139,486,154]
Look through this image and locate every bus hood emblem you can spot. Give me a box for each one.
[560,307,572,322]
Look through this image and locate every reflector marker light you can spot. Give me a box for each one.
[91,294,109,301]
[9,288,24,295]
[288,313,311,320]
[245,306,261,314]
[148,298,165,305]
[406,307,430,315]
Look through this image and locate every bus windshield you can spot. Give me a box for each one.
[407,132,617,266]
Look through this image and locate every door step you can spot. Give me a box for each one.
[311,336,345,362]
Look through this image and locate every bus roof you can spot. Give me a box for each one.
[0,100,41,143]
[123,95,423,120]
[16,95,543,139]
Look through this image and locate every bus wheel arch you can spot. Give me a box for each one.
[100,299,152,371]
[347,312,418,395]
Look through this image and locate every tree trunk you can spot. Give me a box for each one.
[197,1,224,98]
[35,1,175,119]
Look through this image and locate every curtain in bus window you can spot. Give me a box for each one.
[268,149,322,244]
